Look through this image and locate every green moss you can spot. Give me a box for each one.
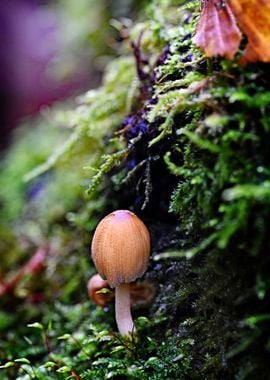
[1,1,270,379]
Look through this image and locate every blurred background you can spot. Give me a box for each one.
[0,0,144,149]
[0,0,146,304]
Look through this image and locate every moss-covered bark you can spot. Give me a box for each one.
[1,1,270,379]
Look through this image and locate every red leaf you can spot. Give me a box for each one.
[193,0,242,59]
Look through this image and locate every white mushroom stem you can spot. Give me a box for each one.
[115,283,135,336]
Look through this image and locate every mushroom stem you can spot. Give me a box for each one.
[115,283,135,336]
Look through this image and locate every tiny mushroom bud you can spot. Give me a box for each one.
[91,210,150,336]
[87,274,113,307]
[88,273,156,308]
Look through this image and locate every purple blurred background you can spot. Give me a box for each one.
[0,0,95,149]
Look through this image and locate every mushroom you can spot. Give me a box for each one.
[91,210,150,336]
[87,273,114,307]
[87,273,156,307]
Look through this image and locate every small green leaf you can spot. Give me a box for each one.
[111,345,125,354]
[42,361,57,368]
[136,316,150,325]
[57,333,71,340]
[96,288,111,294]
[245,314,270,327]
[0,362,15,369]
[56,365,71,373]
[47,320,53,331]
[27,322,44,330]
[96,330,112,341]
[14,358,31,365]
[146,356,159,364]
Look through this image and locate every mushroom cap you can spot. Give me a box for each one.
[87,273,156,307]
[87,274,113,307]
[91,210,150,288]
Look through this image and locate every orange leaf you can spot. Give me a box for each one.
[193,0,242,59]
[229,0,270,63]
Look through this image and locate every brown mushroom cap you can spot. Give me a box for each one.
[87,274,113,307]
[87,273,156,307]
[91,210,150,288]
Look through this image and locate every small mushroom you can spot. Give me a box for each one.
[87,273,156,307]
[87,273,114,307]
[91,210,150,336]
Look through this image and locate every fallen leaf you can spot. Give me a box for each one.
[229,0,270,63]
[193,0,242,59]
